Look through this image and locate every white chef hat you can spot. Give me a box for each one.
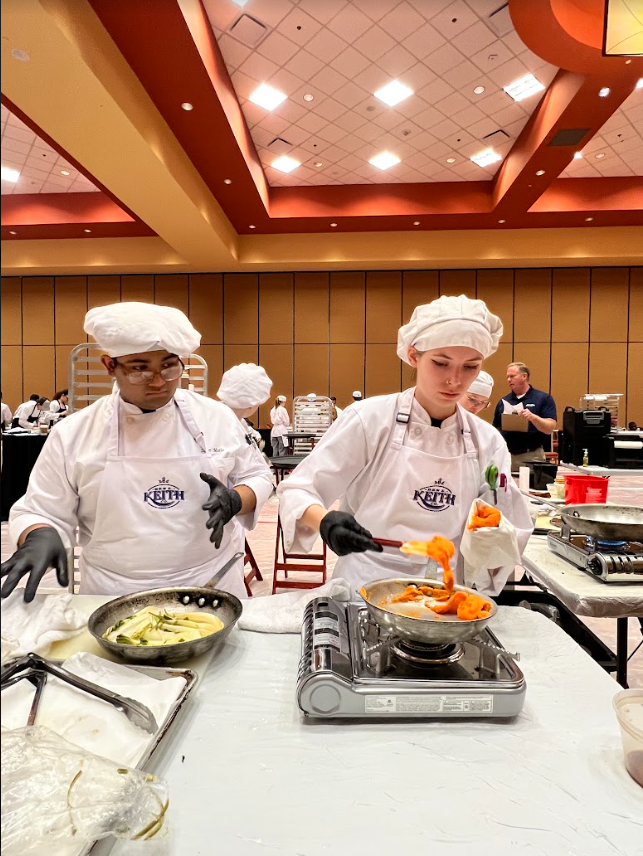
[85,302,201,358]
[217,363,272,409]
[397,295,502,365]
[352,390,362,399]
[468,370,494,398]
[306,392,317,401]
[277,395,287,402]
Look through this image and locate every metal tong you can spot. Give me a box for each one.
[0,653,158,734]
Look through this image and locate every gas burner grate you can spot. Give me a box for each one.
[391,639,464,666]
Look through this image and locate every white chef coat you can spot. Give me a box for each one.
[1,402,12,429]
[276,389,533,596]
[49,399,67,415]
[270,405,290,439]
[13,400,40,429]
[9,390,273,596]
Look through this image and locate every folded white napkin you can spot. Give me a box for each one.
[239,578,352,633]
[0,591,86,662]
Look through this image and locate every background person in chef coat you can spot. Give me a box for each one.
[270,395,290,457]
[12,393,41,429]
[493,362,557,471]
[1,302,273,602]
[217,362,272,456]
[49,389,69,419]
[1,392,12,431]
[460,371,493,416]
[277,295,533,596]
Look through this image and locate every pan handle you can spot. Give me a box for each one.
[205,552,245,590]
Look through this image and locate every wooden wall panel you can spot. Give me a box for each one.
[330,272,365,343]
[294,344,329,396]
[189,274,222,344]
[512,343,551,393]
[23,346,55,400]
[88,275,121,309]
[224,343,258,370]
[590,268,628,342]
[476,269,514,342]
[514,269,551,342]
[259,274,294,344]
[477,342,513,424]
[402,271,439,323]
[627,343,643,426]
[22,277,54,345]
[366,343,401,397]
[294,273,329,343]
[629,267,642,342]
[198,344,223,397]
[1,278,22,345]
[366,272,401,342]
[224,274,258,344]
[55,276,87,345]
[552,268,590,342]
[1,346,23,408]
[440,269,476,298]
[257,343,293,425]
[551,343,589,417]
[121,275,154,302]
[589,343,627,394]
[154,274,188,314]
[55,344,77,394]
[330,344,365,408]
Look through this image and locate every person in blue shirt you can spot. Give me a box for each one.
[493,362,557,471]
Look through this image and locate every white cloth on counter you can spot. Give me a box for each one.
[238,579,352,633]
[0,591,86,661]
[0,652,186,768]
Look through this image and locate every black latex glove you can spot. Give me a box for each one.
[200,473,243,549]
[0,527,68,603]
[319,511,383,557]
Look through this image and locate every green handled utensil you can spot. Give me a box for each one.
[485,463,499,506]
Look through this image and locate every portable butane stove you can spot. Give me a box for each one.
[297,598,526,719]
[547,521,643,584]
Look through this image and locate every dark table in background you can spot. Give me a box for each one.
[1,433,48,521]
[270,454,309,484]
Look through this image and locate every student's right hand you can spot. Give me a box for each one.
[319,511,383,557]
[0,527,68,602]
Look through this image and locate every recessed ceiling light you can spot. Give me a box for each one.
[470,148,502,167]
[598,87,610,97]
[272,155,300,173]
[330,223,338,227]
[9,230,17,235]
[83,229,92,233]
[585,217,594,222]
[11,49,30,62]
[249,83,287,111]
[369,151,400,170]
[224,178,232,184]
[446,157,456,164]
[374,80,413,107]
[503,73,544,102]
[498,219,506,224]
[249,225,256,229]
[636,79,643,89]
[61,170,70,176]
[413,221,420,226]
[473,85,485,95]
[573,151,583,159]
[535,169,545,176]
[181,102,194,111]
[1,166,20,183]
[595,152,605,159]
[303,93,314,102]
[626,59,632,64]
[314,162,323,168]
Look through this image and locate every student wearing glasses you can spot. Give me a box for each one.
[1,302,272,602]
[459,371,494,416]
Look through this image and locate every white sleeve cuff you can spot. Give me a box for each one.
[234,475,273,531]
[8,513,74,553]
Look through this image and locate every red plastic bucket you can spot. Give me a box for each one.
[564,474,609,504]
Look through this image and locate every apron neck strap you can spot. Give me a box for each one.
[108,390,207,457]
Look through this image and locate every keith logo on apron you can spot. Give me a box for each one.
[143,477,185,509]
[413,478,456,513]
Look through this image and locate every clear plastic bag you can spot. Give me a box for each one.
[1,725,169,854]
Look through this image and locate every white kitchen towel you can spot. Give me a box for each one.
[0,591,86,661]
[460,498,522,595]
[238,578,352,633]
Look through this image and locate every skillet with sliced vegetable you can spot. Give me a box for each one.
[103,605,224,647]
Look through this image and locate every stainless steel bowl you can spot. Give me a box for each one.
[358,577,497,646]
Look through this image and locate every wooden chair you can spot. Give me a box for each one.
[272,515,327,593]
[243,540,263,597]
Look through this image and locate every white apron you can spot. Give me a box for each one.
[334,389,481,591]
[79,392,246,598]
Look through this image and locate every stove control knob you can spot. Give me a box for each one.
[310,684,341,715]
[587,556,603,576]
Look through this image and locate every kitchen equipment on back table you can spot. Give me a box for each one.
[297,597,525,720]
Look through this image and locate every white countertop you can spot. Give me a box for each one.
[561,462,643,478]
[522,537,643,618]
[99,607,640,856]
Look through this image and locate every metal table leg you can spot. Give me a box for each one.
[616,617,629,688]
